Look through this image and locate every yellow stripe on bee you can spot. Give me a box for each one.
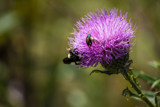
[68,53,71,58]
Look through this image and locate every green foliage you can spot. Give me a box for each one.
[133,71,160,88]
[149,61,160,69]
[143,91,156,105]
[133,70,160,106]
[141,91,160,106]
[155,92,160,107]
[122,87,140,99]
[0,12,19,34]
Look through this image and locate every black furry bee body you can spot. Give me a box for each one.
[63,48,82,65]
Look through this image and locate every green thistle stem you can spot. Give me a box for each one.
[122,70,155,107]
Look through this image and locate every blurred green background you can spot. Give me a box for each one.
[0,0,160,107]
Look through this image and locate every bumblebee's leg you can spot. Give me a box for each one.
[75,62,80,65]
[75,62,78,65]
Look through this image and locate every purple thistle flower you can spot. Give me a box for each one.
[67,8,135,68]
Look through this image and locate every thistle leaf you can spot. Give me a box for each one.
[122,88,142,101]
[122,87,133,96]
[133,71,160,88]
[90,69,119,75]
[155,92,160,107]
[151,79,160,89]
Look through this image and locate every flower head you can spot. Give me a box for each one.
[67,9,135,68]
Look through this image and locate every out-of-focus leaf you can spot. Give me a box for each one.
[0,12,19,34]
[149,61,160,69]
[133,71,160,88]
[155,92,160,107]
[143,91,156,105]
[133,71,157,82]
[151,79,160,89]
[143,91,155,98]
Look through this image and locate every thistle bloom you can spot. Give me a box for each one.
[68,9,135,68]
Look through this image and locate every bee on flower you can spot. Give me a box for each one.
[64,9,135,69]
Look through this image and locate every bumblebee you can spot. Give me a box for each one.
[86,34,94,47]
[63,48,82,65]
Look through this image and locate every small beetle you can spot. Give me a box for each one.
[86,34,94,47]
